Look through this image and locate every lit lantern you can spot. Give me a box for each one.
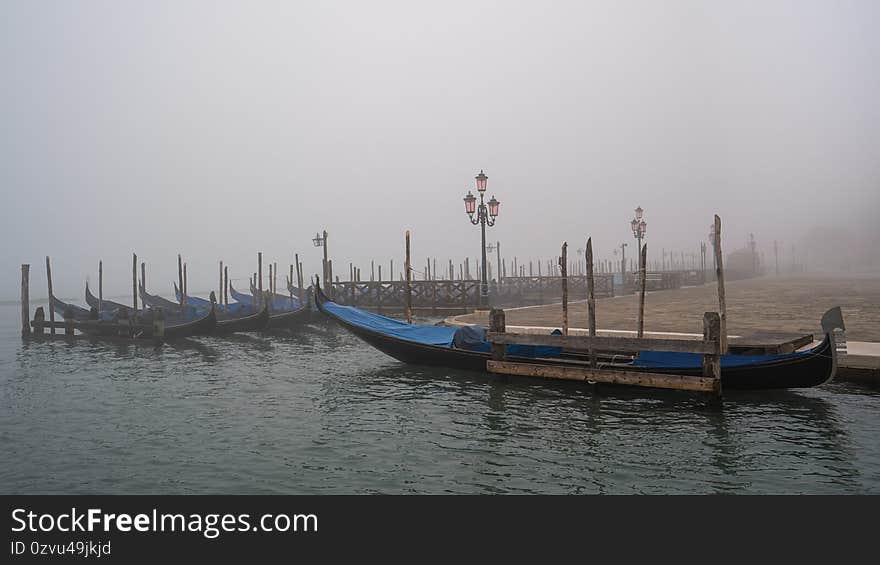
[463,191,477,215]
[475,170,488,193]
[487,196,500,218]
[639,219,646,235]
[635,206,644,220]
[631,218,639,236]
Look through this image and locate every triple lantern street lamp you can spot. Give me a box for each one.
[631,206,647,271]
[463,170,500,308]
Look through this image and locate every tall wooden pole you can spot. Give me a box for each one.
[496,242,502,285]
[287,265,296,308]
[183,263,188,307]
[405,230,413,324]
[98,260,103,314]
[295,253,303,305]
[637,243,647,338]
[258,252,263,308]
[224,266,229,307]
[132,253,138,312]
[21,264,30,337]
[560,242,568,336]
[219,261,223,304]
[45,256,55,336]
[177,254,184,311]
[322,231,329,290]
[141,261,146,295]
[585,238,597,368]
[273,261,278,296]
[774,240,779,276]
[713,215,728,353]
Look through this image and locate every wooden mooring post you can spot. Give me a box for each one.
[141,261,146,295]
[132,253,138,312]
[21,264,30,337]
[405,230,413,324]
[98,260,103,314]
[224,266,229,307]
[258,252,263,308]
[560,242,568,335]
[637,243,647,338]
[702,311,722,399]
[295,253,303,305]
[177,255,184,311]
[713,215,728,353]
[45,256,55,336]
[490,308,506,362]
[585,238,597,368]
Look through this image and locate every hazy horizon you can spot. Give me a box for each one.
[3,1,879,301]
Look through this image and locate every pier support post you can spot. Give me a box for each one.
[99,260,103,314]
[490,308,506,362]
[63,307,75,336]
[21,264,30,337]
[33,307,45,336]
[702,312,722,400]
[45,256,55,336]
[153,308,165,339]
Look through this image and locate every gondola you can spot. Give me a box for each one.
[171,283,271,332]
[229,282,310,329]
[236,282,303,311]
[314,282,842,390]
[147,284,270,333]
[49,293,217,339]
[84,282,129,312]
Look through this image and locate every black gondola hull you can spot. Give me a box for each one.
[315,287,836,390]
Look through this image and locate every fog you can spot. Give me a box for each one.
[2,1,878,300]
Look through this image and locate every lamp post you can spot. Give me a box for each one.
[463,170,500,309]
[313,230,328,290]
[630,206,647,272]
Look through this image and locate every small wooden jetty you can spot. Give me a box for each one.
[486,308,724,395]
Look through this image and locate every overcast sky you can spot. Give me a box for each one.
[2,0,878,300]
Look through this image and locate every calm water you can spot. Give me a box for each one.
[1,301,878,494]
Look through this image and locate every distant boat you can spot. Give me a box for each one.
[145,284,270,334]
[229,282,309,329]
[49,292,216,340]
[314,283,842,390]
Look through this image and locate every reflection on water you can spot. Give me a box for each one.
[0,303,878,494]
